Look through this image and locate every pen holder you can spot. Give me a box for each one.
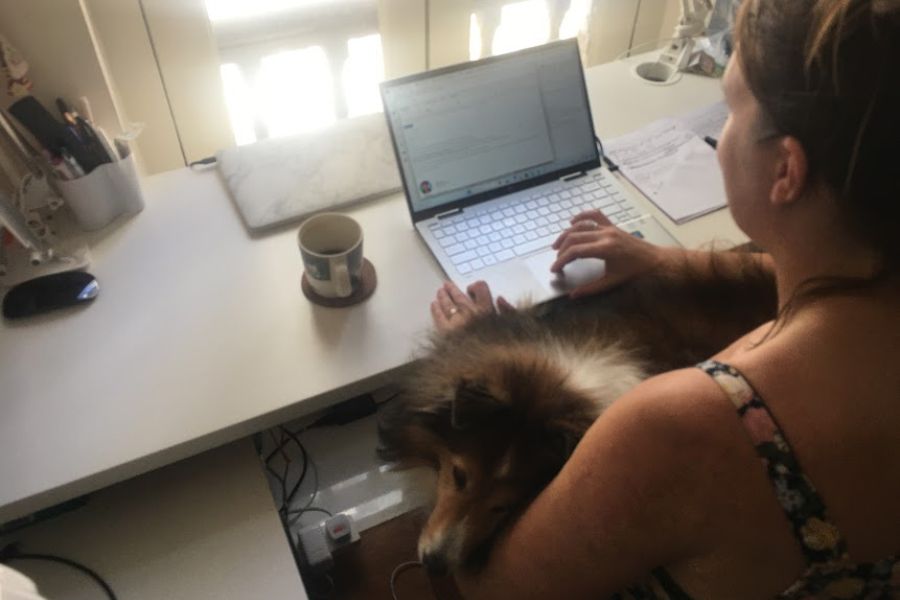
[57,154,145,231]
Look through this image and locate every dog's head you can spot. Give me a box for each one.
[378,342,604,575]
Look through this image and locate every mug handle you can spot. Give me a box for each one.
[334,259,352,298]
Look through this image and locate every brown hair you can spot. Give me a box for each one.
[735,0,900,316]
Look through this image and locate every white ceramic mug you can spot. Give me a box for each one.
[298,213,364,298]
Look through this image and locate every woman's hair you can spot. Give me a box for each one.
[734,0,900,321]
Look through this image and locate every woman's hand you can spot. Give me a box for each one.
[431,280,515,333]
[550,209,670,298]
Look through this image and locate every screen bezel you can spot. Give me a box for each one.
[380,39,600,223]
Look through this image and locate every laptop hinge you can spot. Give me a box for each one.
[436,207,463,220]
[561,171,587,182]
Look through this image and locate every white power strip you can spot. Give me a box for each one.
[297,514,360,571]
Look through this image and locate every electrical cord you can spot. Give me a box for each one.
[0,545,117,600]
[595,136,619,172]
[389,560,425,600]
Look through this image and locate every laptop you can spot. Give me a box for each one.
[380,39,679,304]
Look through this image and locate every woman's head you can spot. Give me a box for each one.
[730,0,900,272]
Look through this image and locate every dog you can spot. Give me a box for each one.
[378,250,776,575]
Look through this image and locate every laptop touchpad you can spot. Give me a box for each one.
[523,251,606,293]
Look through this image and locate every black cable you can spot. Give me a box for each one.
[1,549,117,600]
[595,135,619,172]
[279,426,310,508]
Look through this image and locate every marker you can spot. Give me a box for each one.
[704,136,718,149]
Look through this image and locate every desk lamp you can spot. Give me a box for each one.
[635,0,714,84]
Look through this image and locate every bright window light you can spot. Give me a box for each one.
[258,47,336,138]
[469,12,482,61]
[219,63,257,146]
[559,0,592,39]
[205,0,319,23]
[492,0,550,56]
[343,34,385,117]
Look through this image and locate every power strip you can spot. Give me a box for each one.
[297,514,360,571]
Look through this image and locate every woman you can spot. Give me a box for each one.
[430,0,900,597]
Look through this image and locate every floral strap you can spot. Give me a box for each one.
[697,360,849,565]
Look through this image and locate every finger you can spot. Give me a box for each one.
[571,209,612,227]
[431,300,451,331]
[445,281,476,313]
[552,221,597,249]
[555,231,603,256]
[436,287,457,317]
[550,241,611,273]
[466,280,494,311]
[497,296,516,314]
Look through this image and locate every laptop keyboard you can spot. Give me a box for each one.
[428,174,644,275]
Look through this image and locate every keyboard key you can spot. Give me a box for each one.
[491,222,505,232]
[501,238,514,249]
[456,231,469,242]
[514,233,557,256]
[496,249,515,262]
[477,246,491,257]
[479,225,493,235]
[457,263,472,275]
[445,243,465,256]
[524,221,536,231]
[503,208,516,218]
[451,250,477,265]
[470,258,485,270]
[525,200,538,210]
[512,224,525,234]
[513,234,527,245]
[514,204,528,214]
[535,216,549,226]
[514,214,527,224]
[560,190,572,199]
[445,225,457,235]
[483,255,497,266]
[489,242,502,252]
[525,230,538,241]
[434,229,445,239]
[537,226,549,236]
[489,232,502,242]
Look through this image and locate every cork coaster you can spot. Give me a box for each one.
[301,259,377,308]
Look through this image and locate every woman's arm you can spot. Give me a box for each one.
[552,209,774,298]
[454,369,731,599]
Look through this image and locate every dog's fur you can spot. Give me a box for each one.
[378,251,776,575]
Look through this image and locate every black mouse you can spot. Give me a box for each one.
[2,271,99,319]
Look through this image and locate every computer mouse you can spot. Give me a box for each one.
[2,271,99,319]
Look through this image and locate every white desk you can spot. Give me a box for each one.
[0,54,744,525]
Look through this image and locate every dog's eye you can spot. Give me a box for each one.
[452,466,467,490]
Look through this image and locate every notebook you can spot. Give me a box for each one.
[380,39,679,304]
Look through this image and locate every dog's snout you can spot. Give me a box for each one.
[422,551,448,576]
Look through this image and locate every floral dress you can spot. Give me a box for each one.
[616,360,899,600]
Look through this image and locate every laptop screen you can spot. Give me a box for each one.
[381,40,599,219]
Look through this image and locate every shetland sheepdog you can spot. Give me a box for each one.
[378,251,776,575]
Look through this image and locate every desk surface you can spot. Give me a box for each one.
[0,55,745,524]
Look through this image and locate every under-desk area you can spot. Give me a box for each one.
[0,4,744,597]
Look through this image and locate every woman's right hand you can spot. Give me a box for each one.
[550,209,670,298]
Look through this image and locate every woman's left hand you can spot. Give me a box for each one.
[431,280,513,333]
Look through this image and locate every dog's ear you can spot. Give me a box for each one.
[451,379,507,430]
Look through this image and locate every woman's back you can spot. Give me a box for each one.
[664,290,900,598]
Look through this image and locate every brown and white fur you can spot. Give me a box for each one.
[378,251,777,575]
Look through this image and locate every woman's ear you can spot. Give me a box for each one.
[770,136,808,207]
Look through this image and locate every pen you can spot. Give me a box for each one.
[703,136,718,149]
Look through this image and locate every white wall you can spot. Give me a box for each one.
[0,1,121,145]
[82,0,185,174]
